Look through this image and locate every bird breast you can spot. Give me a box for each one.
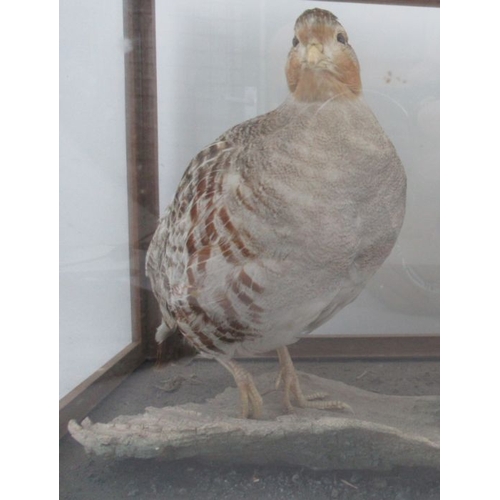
[232,98,406,272]
[148,96,406,357]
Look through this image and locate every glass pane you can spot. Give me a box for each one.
[59,0,132,398]
[156,0,439,337]
[62,3,440,498]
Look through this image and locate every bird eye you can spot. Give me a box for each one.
[337,33,347,45]
[292,36,299,47]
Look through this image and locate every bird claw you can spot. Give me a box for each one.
[276,346,353,415]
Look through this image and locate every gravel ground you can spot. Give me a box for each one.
[60,358,439,499]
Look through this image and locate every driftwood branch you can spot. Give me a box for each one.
[69,371,439,471]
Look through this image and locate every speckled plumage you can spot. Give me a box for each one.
[146,8,406,418]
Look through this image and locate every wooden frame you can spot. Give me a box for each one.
[123,0,161,357]
[59,342,144,438]
[313,1,439,7]
[279,335,438,360]
[60,0,439,439]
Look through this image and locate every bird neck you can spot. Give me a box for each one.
[290,68,361,103]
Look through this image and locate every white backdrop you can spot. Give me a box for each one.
[60,0,439,398]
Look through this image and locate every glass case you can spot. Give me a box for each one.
[60,1,439,498]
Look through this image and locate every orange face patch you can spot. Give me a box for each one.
[285,24,361,102]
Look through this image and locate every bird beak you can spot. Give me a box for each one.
[306,43,324,65]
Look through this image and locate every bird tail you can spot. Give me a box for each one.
[154,323,198,367]
[155,323,172,344]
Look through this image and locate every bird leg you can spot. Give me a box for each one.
[217,358,263,419]
[276,346,352,413]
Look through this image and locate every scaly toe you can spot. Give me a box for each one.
[304,391,330,401]
[302,399,353,413]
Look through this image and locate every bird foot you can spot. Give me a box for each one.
[276,346,353,414]
[217,348,352,419]
[281,378,352,414]
[219,359,263,419]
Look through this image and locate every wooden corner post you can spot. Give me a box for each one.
[124,0,161,357]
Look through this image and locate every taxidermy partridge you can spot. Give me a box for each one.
[146,8,406,418]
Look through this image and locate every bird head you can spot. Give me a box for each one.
[286,9,362,102]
